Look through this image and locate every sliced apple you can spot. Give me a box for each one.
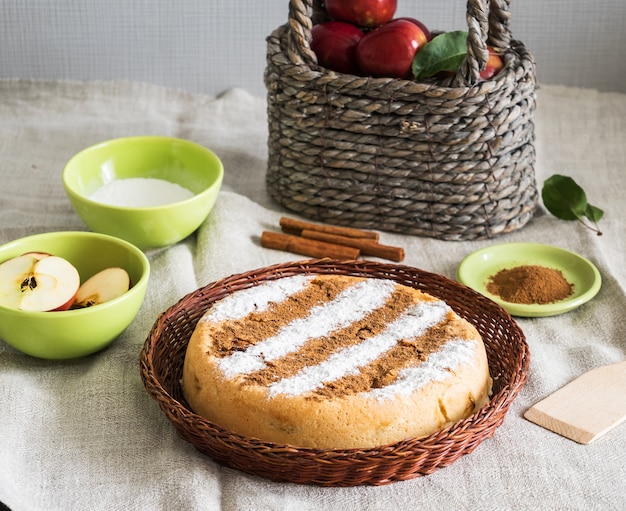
[0,254,80,311]
[74,267,130,308]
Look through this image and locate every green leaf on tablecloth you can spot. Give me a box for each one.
[541,174,603,235]
[412,31,468,80]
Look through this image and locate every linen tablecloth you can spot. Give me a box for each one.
[1,79,625,511]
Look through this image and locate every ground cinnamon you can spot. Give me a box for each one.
[486,264,574,304]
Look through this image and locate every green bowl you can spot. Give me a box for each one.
[0,231,150,359]
[63,136,224,250]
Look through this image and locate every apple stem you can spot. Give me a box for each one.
[577,216,603,236]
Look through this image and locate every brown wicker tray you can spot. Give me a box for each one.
[140,260,529,486]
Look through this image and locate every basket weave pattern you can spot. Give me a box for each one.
[140,260,530,486]
[265,0,538,241]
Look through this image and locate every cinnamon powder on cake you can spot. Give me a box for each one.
[244,286,417,389]
[486,264,574,304]
[208,275,480,401]
[210,276,351,356]
[314,310,467,399]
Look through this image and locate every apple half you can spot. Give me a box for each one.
[0,254,80,311]
[74,267,130,308]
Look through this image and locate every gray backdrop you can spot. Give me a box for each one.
[1,0,625,96]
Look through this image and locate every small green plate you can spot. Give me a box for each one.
[457,242,602,317]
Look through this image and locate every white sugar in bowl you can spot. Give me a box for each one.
[63,136,224,250]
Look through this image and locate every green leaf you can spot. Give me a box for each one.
[412,31,469,80]
[541,174,604,235]
[541,174,587,221]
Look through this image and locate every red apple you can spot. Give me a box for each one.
[355,19,428,79]
[325,0,397,29]
[395,17,432,42]
[0,254,80,311]
[480,47,504,80]
[311,21,364,75]
[73,267,130,308]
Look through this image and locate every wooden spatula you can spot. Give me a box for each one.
[524,361,626,444]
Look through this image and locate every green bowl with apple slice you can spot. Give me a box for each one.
[0,231,150,359]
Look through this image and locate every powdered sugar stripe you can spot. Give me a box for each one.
[367,338,478,401]
[218,278,398,378]
[267,300,451,397]
[201,275,312,323]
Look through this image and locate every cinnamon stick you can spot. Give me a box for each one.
[279,217,379,241]
[261,231,360,260]
[300,229,405,262]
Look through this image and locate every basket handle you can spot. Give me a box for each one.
[285,0,513,86]
[454,0,512,86]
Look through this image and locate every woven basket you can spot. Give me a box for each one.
[140,260,529,486]
[265,0,538,241]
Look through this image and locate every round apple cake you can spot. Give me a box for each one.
[182,274,492,449]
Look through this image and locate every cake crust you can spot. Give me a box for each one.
[182,274,492,449]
